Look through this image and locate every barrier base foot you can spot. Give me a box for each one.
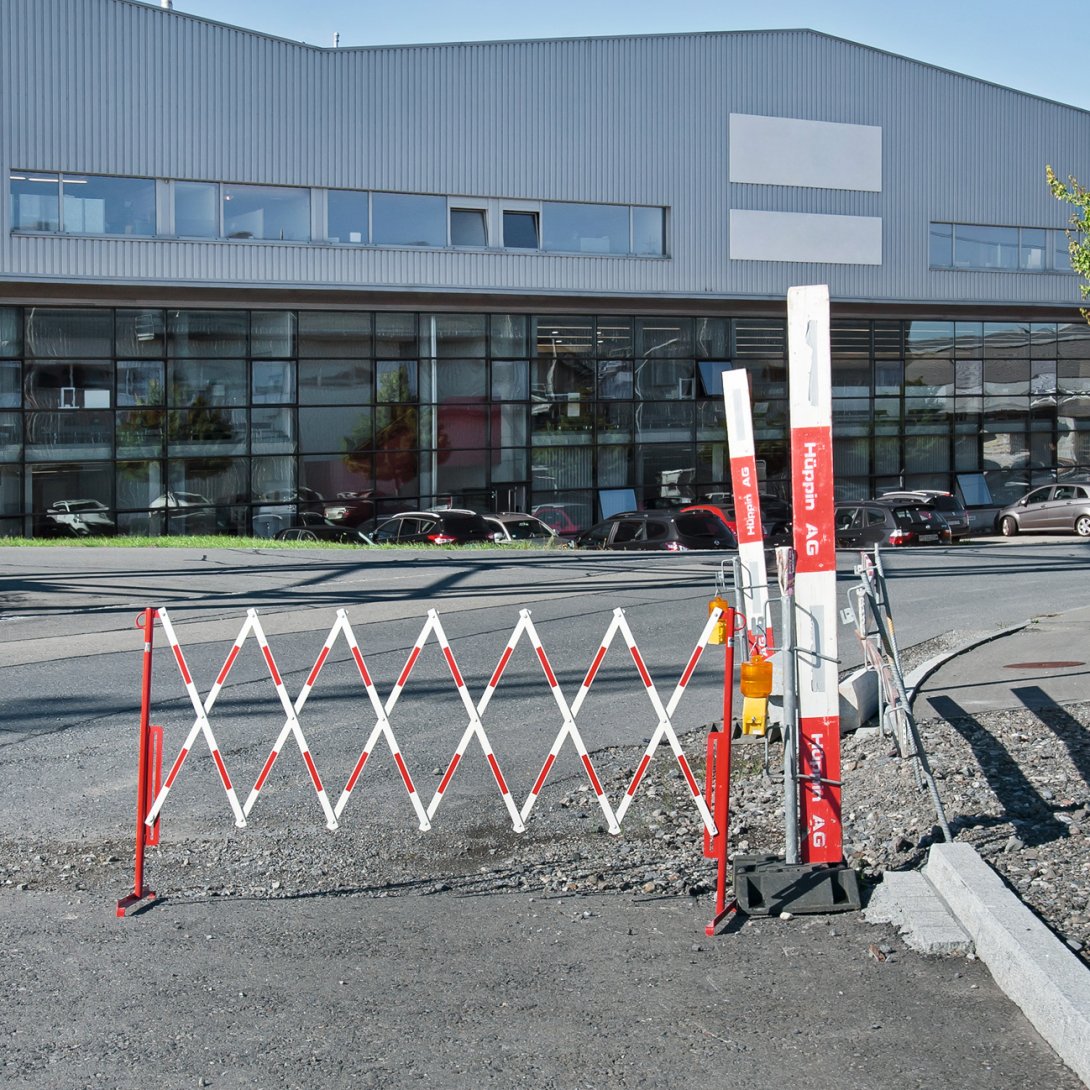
[732,854,861,916]
[115,889,158,918]
[705,900,738,936]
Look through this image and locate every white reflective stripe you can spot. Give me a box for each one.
[334,612,430,830]
[145,607,247,829]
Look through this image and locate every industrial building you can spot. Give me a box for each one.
[3,0,1089,536]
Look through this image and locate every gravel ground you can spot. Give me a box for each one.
[5,632,1086,966]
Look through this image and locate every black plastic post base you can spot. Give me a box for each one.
[732,854,861,916]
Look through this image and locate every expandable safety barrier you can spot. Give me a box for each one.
[117,603,739,927]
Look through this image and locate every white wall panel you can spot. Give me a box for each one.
[729,114,882,191]
[729,210,883,265]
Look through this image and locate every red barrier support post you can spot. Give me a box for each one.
[704,607,736,935]
[116,608,161,917]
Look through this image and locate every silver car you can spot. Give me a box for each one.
[997,483,1090,537]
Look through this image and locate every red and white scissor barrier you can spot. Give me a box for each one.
[117,602,737,925]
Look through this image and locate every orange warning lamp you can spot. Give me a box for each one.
[707,597,729,645]
[739,653,773,699]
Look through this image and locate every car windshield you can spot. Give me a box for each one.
[65,500,105,511]
[499,519,549,539]
[439,514,487,533]
[675,512,730,539]
[892,506,937,526]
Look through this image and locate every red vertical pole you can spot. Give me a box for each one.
[116,608,158,916]
[706,608,736,935]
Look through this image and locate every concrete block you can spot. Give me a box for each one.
[838,666,878,733]
[864,870,973,956]
[925,842,1090,1087]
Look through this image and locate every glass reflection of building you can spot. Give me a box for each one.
[2,305,1087,537]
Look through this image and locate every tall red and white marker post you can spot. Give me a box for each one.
[722,369,770,653]
[787,285,843,866]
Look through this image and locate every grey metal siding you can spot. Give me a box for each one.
[2,0,1089,307]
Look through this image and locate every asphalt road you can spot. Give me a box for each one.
[2,539,1090,1089]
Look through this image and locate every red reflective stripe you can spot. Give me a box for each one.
[261,645,282,687]
[350,645,373,687]
[437,753,461,794]
[627,753,652,797]
[676,753,700,797]
[306,645,331,688]
[678,645,703,689]
[488,646,514,690]
[212,749,232,790]
[535,646,558,688]
[215,644,241,686]
[302,750,323,793]
[393,752,415,794]
[487,753,509,795]
[253,750,278,791]
[442,646,464,689]
[396,646,421,688]
[629,646,653,688]
[171,644,192,686]
[164,747,188,789]
[531,752,556,796]
[581,754,604,796]
[345,750,370,793]
[581,645,608,689]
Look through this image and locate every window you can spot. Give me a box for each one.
[223,184,309,241]
[955,225,1018,270]
[931,222,1075,273]
[61,175,156,236]
[632,207,666,256]
[9,172,60,231]
[372,193,445,247]
[327,190,368,244]
[175,181,219,238]
[450,208,487,247]
[503,211,539,249]
[542,203,628,254]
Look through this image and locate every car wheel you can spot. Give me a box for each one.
[999,516,1018,537]
[1075,515,1090,538]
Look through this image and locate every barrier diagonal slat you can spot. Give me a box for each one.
[241,610,339,831]
[424,610,525,832]
[587,608,718,834]
[518,610,621,834]
[144,608,249,829]
[333,612,431,830]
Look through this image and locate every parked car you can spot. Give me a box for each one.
[683,498,792,543]
[367,509,493,545]
[274,512,372,544]
[531,502,594,537]
[996,483,1090,537]
[878,490,970,541]
[323,490,380,527]
[834,501,952,548]
[483,512,559,543]
[572,509,737,552]
[40,498,117,537]
[148,491,217,533]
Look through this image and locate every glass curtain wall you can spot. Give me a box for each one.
[1,305,1088,536]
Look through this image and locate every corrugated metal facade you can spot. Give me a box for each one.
[2,0,1089,308]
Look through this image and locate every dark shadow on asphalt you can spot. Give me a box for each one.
[926,694,1069,848]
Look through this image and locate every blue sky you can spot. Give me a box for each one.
[159,0,1088,111]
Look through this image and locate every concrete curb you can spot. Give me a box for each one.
[925,842,1090,1086]
[903,620,1032,705]
[837,620,1033,733]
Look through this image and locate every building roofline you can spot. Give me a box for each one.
[118,1,1087,116]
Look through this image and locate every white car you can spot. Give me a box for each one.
[483,512,559,543]
[43,499,116,536]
